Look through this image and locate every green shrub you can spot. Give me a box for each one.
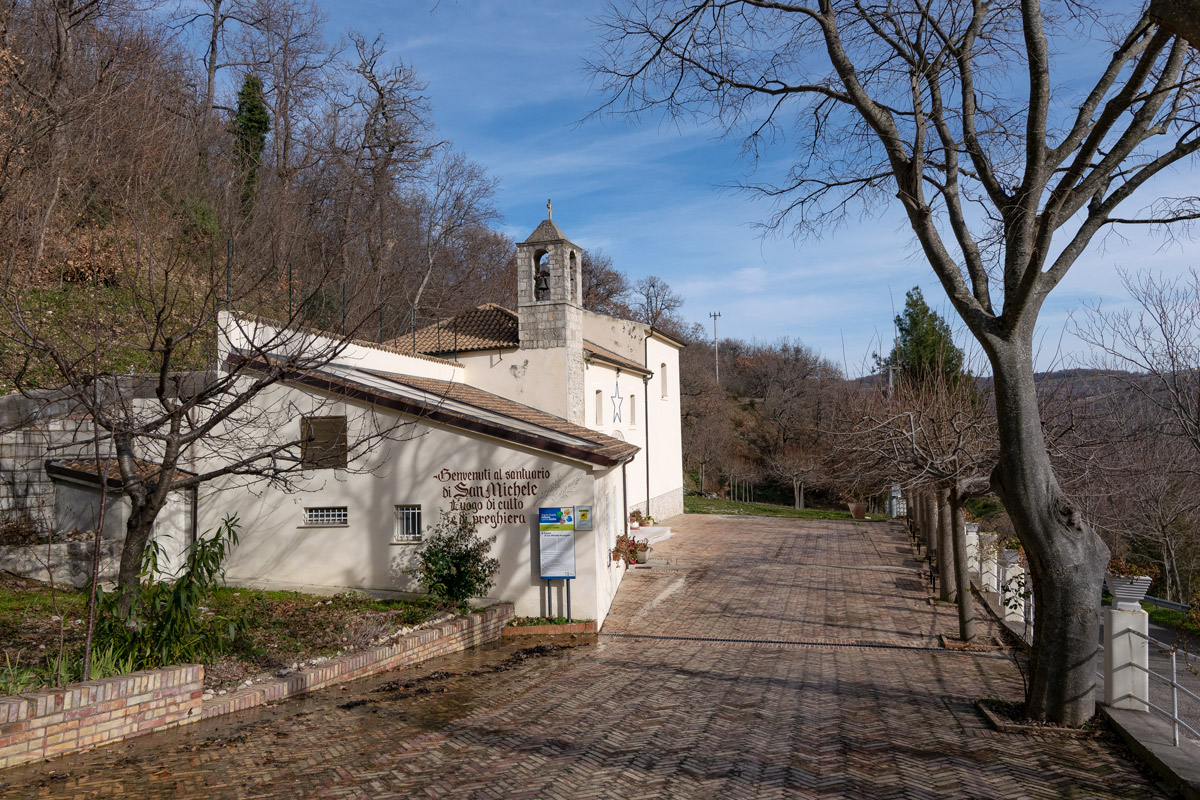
[406,510,499,605]
[94,515,242,670]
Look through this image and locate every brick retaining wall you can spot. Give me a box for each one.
[0,664,203,770]
[0,602,514,770]
[201,602,513,719]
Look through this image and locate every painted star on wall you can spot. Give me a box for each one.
[611,380,623,424]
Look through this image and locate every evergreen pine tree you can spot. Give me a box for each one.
[877,287,965,384]
[232,74,270,212]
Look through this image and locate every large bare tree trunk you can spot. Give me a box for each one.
[988,338,1108,726]
[937,488,957,602]
[950,484,976,642]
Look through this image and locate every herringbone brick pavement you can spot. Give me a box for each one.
[0,516,1173,799]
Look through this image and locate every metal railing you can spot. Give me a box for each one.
[1098,630,1200,747]
[1143,594,1191,613]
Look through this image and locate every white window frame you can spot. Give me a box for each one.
[630,394,637,425]
[302,506,348,527]
[660,363,668,398]
[393,504,422,544]
[594,389,603,426]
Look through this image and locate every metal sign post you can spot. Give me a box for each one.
[539,507,577,621]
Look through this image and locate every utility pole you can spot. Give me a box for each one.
[709,311,721,382]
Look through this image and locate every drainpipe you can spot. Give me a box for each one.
[190,485,198,547]
[622,462,629,538]
[643,332,651,519]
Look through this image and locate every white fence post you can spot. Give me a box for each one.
[1104,603,1150,711]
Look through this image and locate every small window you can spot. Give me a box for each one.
[304,506,348,526]
[660,364,668,398]
[393,505,422,543]
[301,415,347,469]
[630,395,637,425]
[595,390,603,426]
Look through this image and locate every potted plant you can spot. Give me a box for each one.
[1105,556,1159,610]
[611,532,648,566]
[629,509,644,530]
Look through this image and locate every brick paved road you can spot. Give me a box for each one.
[0,516,1174,799]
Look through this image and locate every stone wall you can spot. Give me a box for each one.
[0,540,121,588]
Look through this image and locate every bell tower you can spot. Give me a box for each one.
[517,202,585,423]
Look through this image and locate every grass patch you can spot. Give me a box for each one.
[1143,603,1200,637]
[684,495,888,521]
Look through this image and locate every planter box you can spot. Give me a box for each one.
[503,621,597,637]
[1106,574,1152,610]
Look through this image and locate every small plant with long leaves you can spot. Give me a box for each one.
[94,515,243,670]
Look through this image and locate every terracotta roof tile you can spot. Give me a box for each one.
[396,304,519,355]
[583,340,652,375]
[46,458,192,489]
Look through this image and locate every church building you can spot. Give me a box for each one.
[203,212,685,626]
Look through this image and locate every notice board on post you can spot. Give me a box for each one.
[538,507,576,579]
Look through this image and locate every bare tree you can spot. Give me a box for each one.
[1076,268,1200,460]
[631,274,684,332]
[594,1,1200,725]
[581,249,633,317]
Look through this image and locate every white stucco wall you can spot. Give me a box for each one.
[645,335,684,520]
[218,311,463,383]
[196,382,628,624]
[450,348,574,421]
[582,311,645,362]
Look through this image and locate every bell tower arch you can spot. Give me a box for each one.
[516,202,585,423]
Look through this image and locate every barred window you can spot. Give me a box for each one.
[393,505,422,543]
[303,506,348,526]
[300,415,347,469]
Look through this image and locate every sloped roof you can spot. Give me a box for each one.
[366,372,640,465]
[400,304,657,377]
[399,304,520,355]
[231,355,639,468]
[583,340,653,376]
[46,458,194,490]
[521,218,571,245]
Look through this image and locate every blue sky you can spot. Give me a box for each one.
[324,1,1197,376]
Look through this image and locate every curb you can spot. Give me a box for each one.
[1101,705,1200,800]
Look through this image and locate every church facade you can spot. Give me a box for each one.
[202,214,684,626]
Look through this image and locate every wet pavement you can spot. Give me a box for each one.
[0,516,1175,799]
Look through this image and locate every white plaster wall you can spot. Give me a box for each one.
[218,311,462,382]
[645,335,684,520]
[582,311,645,362]
[453,348,573,421]
[196,383,627,623]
